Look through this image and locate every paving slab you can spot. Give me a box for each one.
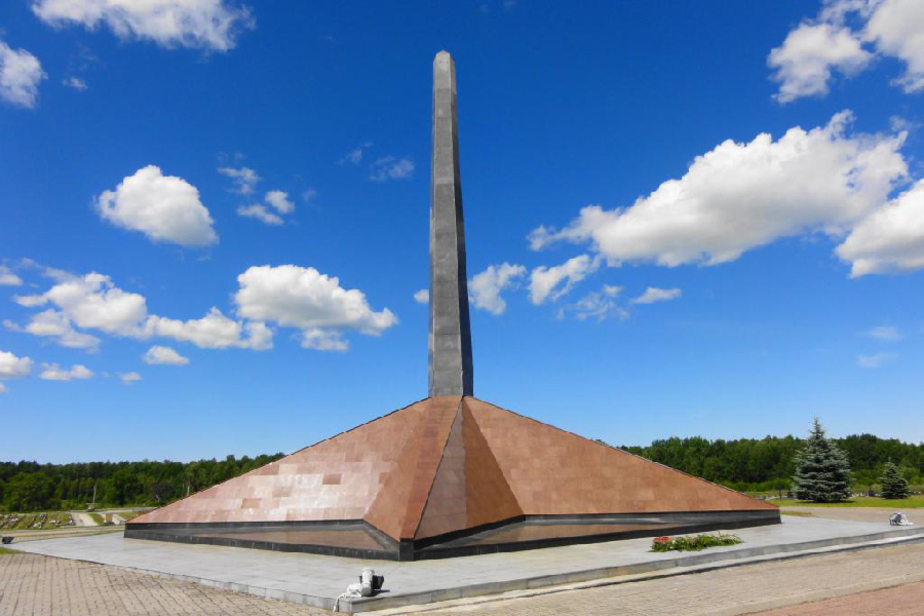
[8,516,924,613]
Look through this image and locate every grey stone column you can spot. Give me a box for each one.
[429,51,474,397]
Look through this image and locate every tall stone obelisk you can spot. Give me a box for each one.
[429,51,474,397]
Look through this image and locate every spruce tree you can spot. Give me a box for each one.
[880,460,911,499]
[792,418,851,503]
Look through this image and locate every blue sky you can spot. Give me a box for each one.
[1,0,923,463]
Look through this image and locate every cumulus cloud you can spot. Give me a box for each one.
[97,165,218,247]
[237,190,295,225]
[40,363,93,381]
[9,270,271,351]
[631,287,682,305]
[62,76,87,90]
[769,22,871,103]
[0,350,33,379]
[0,266,23,286]
[218,166,259,194]
[340,142,372,165]
[31,0,254,51]
[530,113,908,270]
[0,384,7,393]
[529,255,599,305]
[769,0,924,101]
[142,345,189,365]
[0,40,46,108]
[857,352,895,368]
[369,156,414,182]
[414,289,429,304]
[557,285,626,322]
[836,179,924,276]
[119,372,141,384]
[469,263,526,315]
[865,325,901,341]
[234,264,397,351]
[6,310,102,350]
[237,204,283,225]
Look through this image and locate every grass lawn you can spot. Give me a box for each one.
[776,496,924,508]
[118,511,142,521]
[0,547,17,555]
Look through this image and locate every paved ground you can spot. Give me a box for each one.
[3,542,924,616]
[14,515,920,612]
[755,580,924,616]
[72,512,97,528]
[781,506,917,524]
[421,543,924,616]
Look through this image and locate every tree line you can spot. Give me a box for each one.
[1,431,922,512]
[0,454,284,512]
[617,432,923,494]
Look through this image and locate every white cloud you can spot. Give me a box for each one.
[62,76,87,90]
[237,190,295,226]
[857,352,895,368]
[234,265,397,350]
[769,0,924,101]
[865,0,924,92]
[369,156,414,182]
[218,166,259,194]
[0,383,7,393]
[836,179,924,276]
[414,289,429,304]
[264,190,294,214]
[10,270,271,351]
[40,363,93,381]
[557,285,627,322]
[768,22,871,103]
[97,165,218,247]
[340,142,372,165]
[0,40,46,108]
[470,263,526,315]
[631,287,682,305]
[32,0,254,51]
[119,372,141,384]
[531,113,908,270]
[0,350,33,379]
[8,309,102,350]
[237,204,283,225]
[300,329,348,352]
[142,345,189,365]
[529,255,599,305]
[865,325,901,341]
[302,188,318,203]
[0,266,23,286]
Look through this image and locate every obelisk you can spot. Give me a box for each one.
[429,51,474,397]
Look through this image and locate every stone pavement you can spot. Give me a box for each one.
[2,542,924,616]
[754,580,924,616]
[12,515,924,612]
[421,542,924,616]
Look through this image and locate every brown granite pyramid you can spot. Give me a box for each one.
[126,53,779,560]
[127,396,778,560]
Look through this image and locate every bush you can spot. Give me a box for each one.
[650,533,743,552]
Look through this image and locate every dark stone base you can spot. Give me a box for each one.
[125,509,780,561]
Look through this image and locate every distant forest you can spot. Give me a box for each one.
[1,433,922,512]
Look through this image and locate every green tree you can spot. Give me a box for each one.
[880,460,911,499]
[792,418,852,503]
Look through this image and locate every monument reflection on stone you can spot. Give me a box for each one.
[125,52,779,561]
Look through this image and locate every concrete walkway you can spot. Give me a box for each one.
[8,516,924,612]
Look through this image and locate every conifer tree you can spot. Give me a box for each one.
[792,418,851,502]
[880,460,911,500]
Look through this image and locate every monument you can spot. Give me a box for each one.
[125,52,779,561]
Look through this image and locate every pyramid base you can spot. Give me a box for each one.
[124,510,779,561]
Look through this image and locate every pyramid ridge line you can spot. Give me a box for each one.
[465,396,776,510]
[410,397,466,539]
